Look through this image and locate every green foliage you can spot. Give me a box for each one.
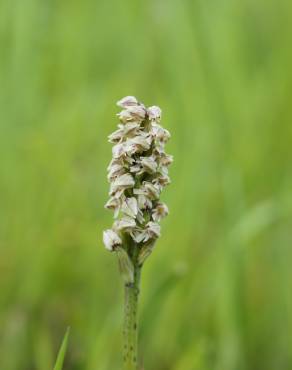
[53,328,70,370]
[0,0,292,369]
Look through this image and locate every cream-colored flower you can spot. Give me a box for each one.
[121,197,138,218]
[130,228,146,243]
[137,194,152,210]
[133,182,160,200]
[107,158,122,171]
[117,110,134,123]
[130,222,160,243]
[108,128,124,143]
[117,96,138,108]
[129,163,142,174]
[113,173,135,188]
[143,182,160,199]
[107,163,125,181]
[128,135,151,153]
[118,105,146,123]
[127,105,146,120]
[114,216,136,231]
[152,202,169,222]
[130,156,157,176]
[152,174,170,189]
[146,221,161,239]
[112,135,151,159]
[147,106,162,121]
[110,173,135,197]
[104,196,120,210]
[159,153,173,167]
[151,122,170,143]
[108,122,141,144]
[112,142,126,158]
[140,156,158,174]
[158,165,169,177]
[103,229,122,251]
[121,122,140,136]
[104,197,121,218]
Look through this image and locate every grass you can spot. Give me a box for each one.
[54,328,70,370]
[0,0,292,369]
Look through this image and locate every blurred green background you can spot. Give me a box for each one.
[1,0,292,369]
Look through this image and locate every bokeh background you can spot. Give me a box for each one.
[1,0,292,369]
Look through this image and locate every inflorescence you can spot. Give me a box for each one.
[103,96,172,266]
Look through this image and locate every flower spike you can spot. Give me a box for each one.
[104,96,172,263]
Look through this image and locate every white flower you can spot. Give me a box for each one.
[143,182,160,199]
[121,122,140,136]
[147,106,162,121]
[110,173,135,197]
[114,216,136,231]
[152,175,170,188]
[104,196,120,210]
[103,229,122,251]
[112,142,126,158]
[130,228,147,243]
[104,197,121,218]
[159,165,169,177]
[127,106,146,120]
[137,194,152,210]
[121,197,138,218]
[107,163,125,181]
[118,106,146,123]
[130,156,157,176]
[107,158,122,171]
[140,156,158,174]
[108,122,141,144]
[112,135,151,159]
[128,135,151,153]
[151,122,170,143]
[113,173,135,188]
[129,163,142,174]
[133,182,160,200]
[146,221,161,239]
[160,153,173,167]
[130,222,160,243]
[152,202,169,222]
[117,96,138,108]
[108,128,123,143]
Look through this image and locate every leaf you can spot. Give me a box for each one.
[53,327,70,370]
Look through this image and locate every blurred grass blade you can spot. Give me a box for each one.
[53,327,70,370]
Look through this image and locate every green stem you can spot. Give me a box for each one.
[123,264,141,370]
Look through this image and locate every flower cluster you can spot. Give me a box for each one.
[103,96,172,263]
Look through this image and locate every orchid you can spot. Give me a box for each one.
[103,96,172,370]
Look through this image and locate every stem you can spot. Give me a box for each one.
[123,264,141,370]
